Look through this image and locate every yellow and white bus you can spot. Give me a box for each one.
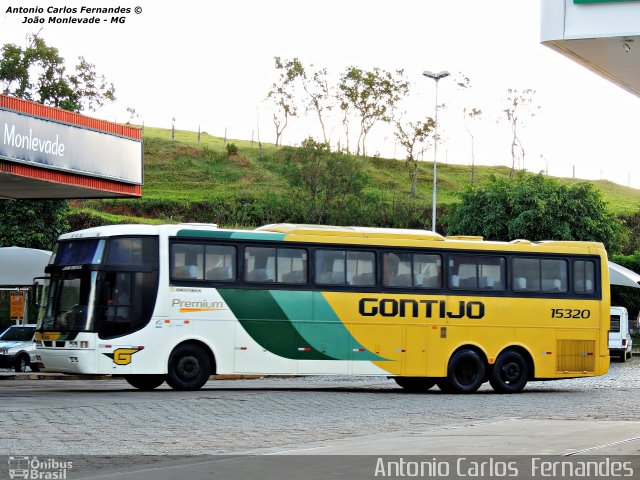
[33,223,610,393]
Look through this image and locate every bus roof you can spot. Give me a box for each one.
[257,224,446,241]
[58,223,606,254]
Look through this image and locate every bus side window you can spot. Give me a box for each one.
[414,254,442,289]
[383,252,412,287]
[449,255,505,291]
[171,244,204,280]
[541,259,568,292]
[512,257,567,293]
[449,256,478,290]
[205,245,236,282]
[574,260,595,294]
[277,248,307,284]
[512,258,540,292]
[348,251,375,286]
[244,247,276,282]
[316,250,346,285]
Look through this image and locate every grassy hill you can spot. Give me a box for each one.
[71,126,640,229]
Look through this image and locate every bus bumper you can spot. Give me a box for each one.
[32,349,98,374]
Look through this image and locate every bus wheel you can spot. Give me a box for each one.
[125,375,166,390]
[489,350,529,394]
[445,349,485,394]
[394,377,436,392]
[167,344,211,391]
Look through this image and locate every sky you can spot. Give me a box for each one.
[2,0,640,188]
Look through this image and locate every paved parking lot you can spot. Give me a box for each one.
[0,357,639,458]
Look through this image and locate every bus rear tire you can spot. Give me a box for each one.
[125,375,166,390]
[443,349,485,394]
[166,344,212,391]
[489,350,529,393]
[394,377,436,392]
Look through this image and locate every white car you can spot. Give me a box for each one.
[610,306,633,362]
[0,324,38,372]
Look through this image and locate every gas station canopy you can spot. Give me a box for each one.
[541,0,640,97]
[0,94,143,199]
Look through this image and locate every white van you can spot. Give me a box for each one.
[610,306,633,362]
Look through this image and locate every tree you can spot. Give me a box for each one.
[0,200,69,250]
[337,66,409,156]
[281,138,368,223]
[447,173,623,251]
[299,64,333,145]
[267,56,303,147]
[0,33,115,111]
[455,74,482,184]
[502,88,539,179]
[0,34,116,249]
[394,116,435,197]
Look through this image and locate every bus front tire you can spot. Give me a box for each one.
[443,349,485,394]
[489,350,529,394]
[394,377,436,392]
[166,344,212,391]
[125,375,166,390]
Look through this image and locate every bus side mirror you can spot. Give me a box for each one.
[31,277,47,308]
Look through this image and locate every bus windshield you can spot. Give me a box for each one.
[38,271,95,332]
[38,236,159,338]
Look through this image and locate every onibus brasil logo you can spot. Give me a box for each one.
[8,456,72,479]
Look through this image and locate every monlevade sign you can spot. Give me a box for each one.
[0,108,142,184]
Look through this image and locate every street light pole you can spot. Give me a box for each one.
[423,70,450,232]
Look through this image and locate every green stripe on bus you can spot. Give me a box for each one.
[218,289,335,360]
[270,290,385,361]
[177,230,286,241]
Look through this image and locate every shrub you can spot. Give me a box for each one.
[226,143,238,156]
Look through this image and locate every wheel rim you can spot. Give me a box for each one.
[175,355,200,380]
[18,358,27,372]
[501,361,522,384]
[455,358,480,386]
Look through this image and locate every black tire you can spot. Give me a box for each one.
[445,349,485,394]
[620,350,627,363]
[14,354,29,373]
[166,344,212,391]
[489,350,529,394]
[394,377,436,392]
[436,379,454,393]
[125,375,166,390]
